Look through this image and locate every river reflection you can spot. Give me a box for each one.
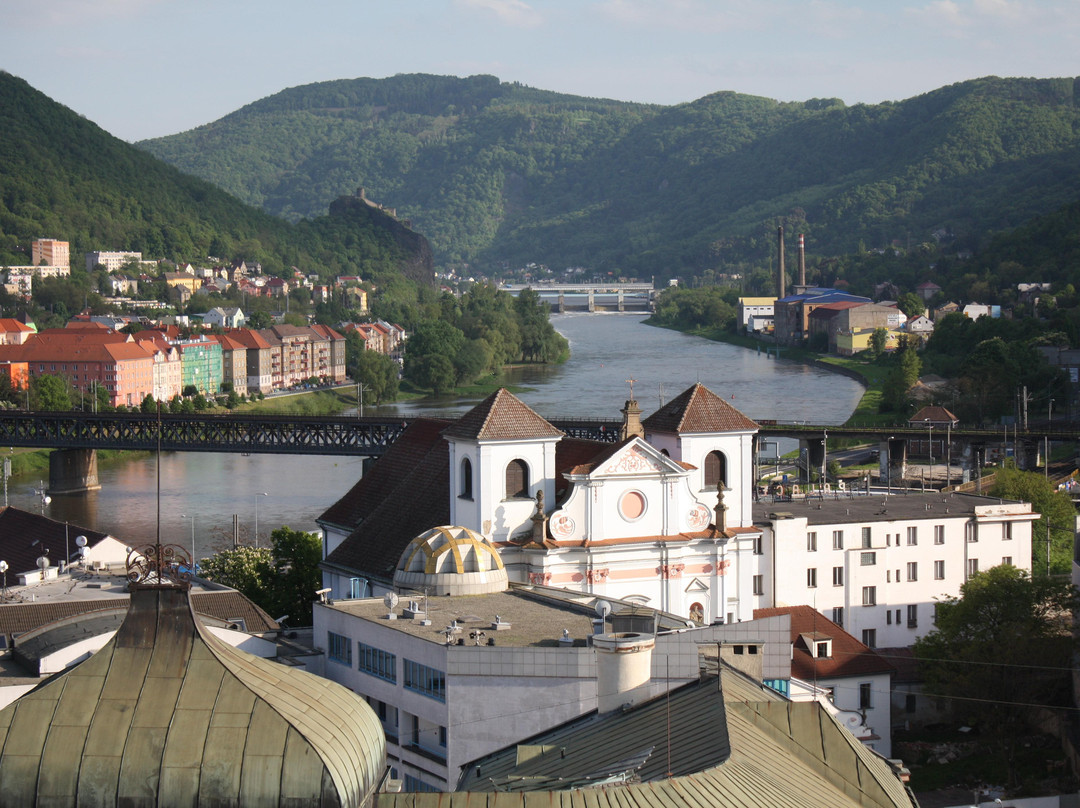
[7,314,862,555]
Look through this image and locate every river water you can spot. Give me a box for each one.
[7,314,862,557]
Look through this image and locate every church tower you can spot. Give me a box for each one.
[442,389,564,543]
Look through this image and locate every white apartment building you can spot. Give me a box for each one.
[85,250,144,272]
[753,494,1033,649]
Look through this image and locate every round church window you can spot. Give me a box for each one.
[619,490,647,521]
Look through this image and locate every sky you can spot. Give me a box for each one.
[2,0,1077,143]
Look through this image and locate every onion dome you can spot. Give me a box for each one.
[393,525,508,596]
[0,543,386,807]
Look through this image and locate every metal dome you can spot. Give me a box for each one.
[393,525,508,596]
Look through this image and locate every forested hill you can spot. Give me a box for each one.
[0,72,433,286]
[139,73,1080,280]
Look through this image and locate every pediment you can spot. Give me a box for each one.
[589,439,687,479]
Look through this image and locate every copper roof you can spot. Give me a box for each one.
[0,585,385,805]
[642,383,759,434]
[441,389,564,441]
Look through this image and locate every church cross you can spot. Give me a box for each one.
[626,377,637,399]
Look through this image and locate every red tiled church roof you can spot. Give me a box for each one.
[643,383,758,434]
[442,389,564,441]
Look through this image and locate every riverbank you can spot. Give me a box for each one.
[643,319,889,427]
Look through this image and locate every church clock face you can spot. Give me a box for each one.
[619,490,647,522]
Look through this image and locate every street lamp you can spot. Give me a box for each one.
[254,492,268,549]
[36,481,51,515]
[181,513,195,569]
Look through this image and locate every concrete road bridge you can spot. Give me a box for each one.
[500,282,656,313]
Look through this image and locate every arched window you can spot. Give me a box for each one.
[704,450,727,489]
[505,459,529,499]
[460,457,473,499]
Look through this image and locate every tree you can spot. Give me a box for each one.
[351,349,400,404]
[30,374,72,411]
[989,465,1077,574]
[914,566,1076,786]
[868,327,888,358]
[897,292,925,319]
[198,546,275,609]
[140,394,157,414]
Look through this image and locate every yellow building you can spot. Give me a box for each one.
[835,327,901,356]
[163,272,201,295]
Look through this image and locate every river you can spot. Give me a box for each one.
[7,314,862,557]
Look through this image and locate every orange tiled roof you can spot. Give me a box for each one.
[642,383,758,434]
[442,389,564,441]
[753,605,894,680]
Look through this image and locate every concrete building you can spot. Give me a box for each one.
[204,306,246,329]
[85,250,143,272]
[31,239,69,269]
[736,297,775,333]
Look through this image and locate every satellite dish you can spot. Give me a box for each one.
[36,555,50,571]
[0,561,8,574]
[75,535,88,547]
[383,592,399,610]
[595,600,612,619]
[79,547,88,558]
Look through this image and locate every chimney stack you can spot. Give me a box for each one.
[798,233,806,289]
[593,631,655,713]
[777,225,786,299]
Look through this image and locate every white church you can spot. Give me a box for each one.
[318,383,1036,644]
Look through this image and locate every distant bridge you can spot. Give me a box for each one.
[501,282,657,313]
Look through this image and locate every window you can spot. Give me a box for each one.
[862,586,876,606]
[967,558,979,578]
[403,775,440,793]
[404,660,446,702]
[860,551,876,566]
[861,630,876,649]
[505,459,529,499]
[905,693,917,713]
[807,568,817,588]
[814,640,832,658]
[906,562,918,582]
[752,574,764,596]
[807,532,817,552]
[704,451,727,489]
[348,577,364,599]
[832,530,844,550]
[934,525,945,545]
[358,643,397,683]
[886,610,892,625]
[831,607,844,628]
[861,527,872,548]
[906,526,918,546]
[1002,522,1013,540]
[752,536,762,555]
[966,523,976,543]
[460,457,473,499]
[934,560,945,580]
[907,604,918,628]
[327,632,352,666]
[832,566,844,586]
[859,682,873,709]
[1002,556,1012,566]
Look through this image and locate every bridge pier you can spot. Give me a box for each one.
[803,438,824,485]
[588,290,595,313]
[49,448,101,495]
[1016,438,1041,471]
[558,292,565,314]
[617,290,624,312]
[878,439,907,488]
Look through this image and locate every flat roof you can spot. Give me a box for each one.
[324,584,678,648]
[753,491,1032,527]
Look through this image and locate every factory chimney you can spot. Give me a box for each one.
[777,225,786,299]
[798,233,806,289]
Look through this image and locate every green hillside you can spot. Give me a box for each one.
[0,71,433,286]
[139,73,1080,280]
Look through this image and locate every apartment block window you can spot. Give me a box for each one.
[832,566,844,586]
[906,562,918,582]
[832,530,844,550]
[934,560,945,580]
[358,643,397,683]
[807,532,818,552]
[859,682,873,709]
[831,607,844,628]
[906,526,918,546]
[1002,522,1013,540]
[934,525,945,545]
[861,527,872,549]
[861,630,876,650]
[752,574,764,596]
[404,660,446,702]
[886,610,892,625]
[861,586,876,606]
[327,632,352,667]
[966,558,979,578]
[807,568,817,588]
[966,523,976,543]
[860,551,876,566]
[1002,556,1012,566]
[907,604,918,628]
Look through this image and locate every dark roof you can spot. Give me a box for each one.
[642,383,758,434]
[0,507,111,572]
[442,389,564,441]
[458,674,733,791]
[753,606,894,680]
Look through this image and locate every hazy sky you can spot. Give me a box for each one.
[3,0,1077,143]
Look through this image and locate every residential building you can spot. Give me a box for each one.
[227,328,273,394]
[257,324,345,388]
[0,318,34,345]
[210,332,250,396]
[173,336,223,396]
[132,333,183,402]
[85,250,143,272]
[915,281,941,301]
[203,306,245,329]
[163,271,201,295]
[31,239,69,269]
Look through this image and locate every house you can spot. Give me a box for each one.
[915,281,941,302]
[755,605,894,757]
[131,333,182,402]
[203,306,245,329]
[163,271,201,296]
[905,314,934,336]
[210,332,250,396]
[0,319,34,345]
